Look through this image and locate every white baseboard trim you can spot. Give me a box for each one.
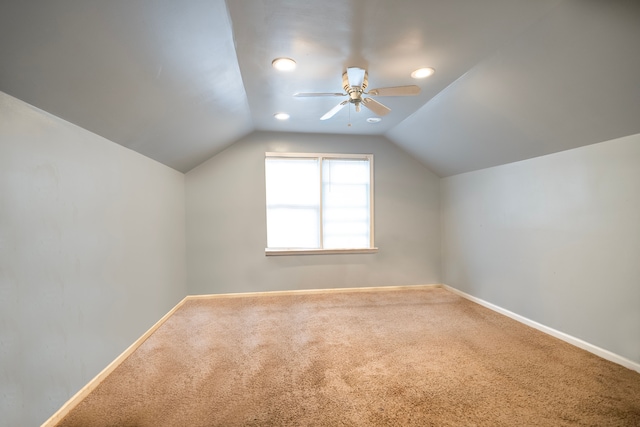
[188,284,442,299]
[442,284,640,374]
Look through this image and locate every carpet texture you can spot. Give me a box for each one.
[55,287,640,426]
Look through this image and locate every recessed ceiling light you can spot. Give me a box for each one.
[272,57,296,71]
[367,117,382,123]
[274,112,290,120]
[411,67,435,79]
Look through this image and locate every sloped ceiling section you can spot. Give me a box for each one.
[0,0,639,175]
[388,0,640,176]
[0,0,253,172]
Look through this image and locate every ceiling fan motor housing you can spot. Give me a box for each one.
[343,70,368,103]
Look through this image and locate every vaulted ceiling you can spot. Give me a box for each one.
[1,0,639,176]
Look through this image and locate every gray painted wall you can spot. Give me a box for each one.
[0,91,187,425]
[441,133,640,364]
[186,131,440,295]
[5,81,638,424]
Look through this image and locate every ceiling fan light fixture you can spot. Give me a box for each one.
[411,67,435,79]
[272,57,296,71]
[273,112,290,120]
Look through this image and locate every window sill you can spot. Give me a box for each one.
[265,247,378,256]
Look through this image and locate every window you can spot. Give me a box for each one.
[265,153,376,255]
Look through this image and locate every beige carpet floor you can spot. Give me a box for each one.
[55,287,640,426]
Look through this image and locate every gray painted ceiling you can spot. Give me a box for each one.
[1,0,639,176]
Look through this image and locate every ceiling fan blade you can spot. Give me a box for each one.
[294,92,346,97]
[362,97,391,116]
[346,67,366,88]
[367,85,421,96]
[320,100,349,120]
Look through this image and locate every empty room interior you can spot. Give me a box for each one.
[1,0,639,425]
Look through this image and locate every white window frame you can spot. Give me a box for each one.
[265,152,377,256]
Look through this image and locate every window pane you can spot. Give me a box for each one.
[266,158,320,248]
[323,234,370,249]
[322,159,370,249]
[323,221,369,236]
[266,208,319,248]
[323,207,369,223]
[265,158,319,206]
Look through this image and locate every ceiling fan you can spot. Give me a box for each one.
[294,67,421,120]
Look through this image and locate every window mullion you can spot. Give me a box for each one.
[318,156,324,249]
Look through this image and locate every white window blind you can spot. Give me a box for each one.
[322,159,370,249]
[265,158,320,249]
[265,153,374,253]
